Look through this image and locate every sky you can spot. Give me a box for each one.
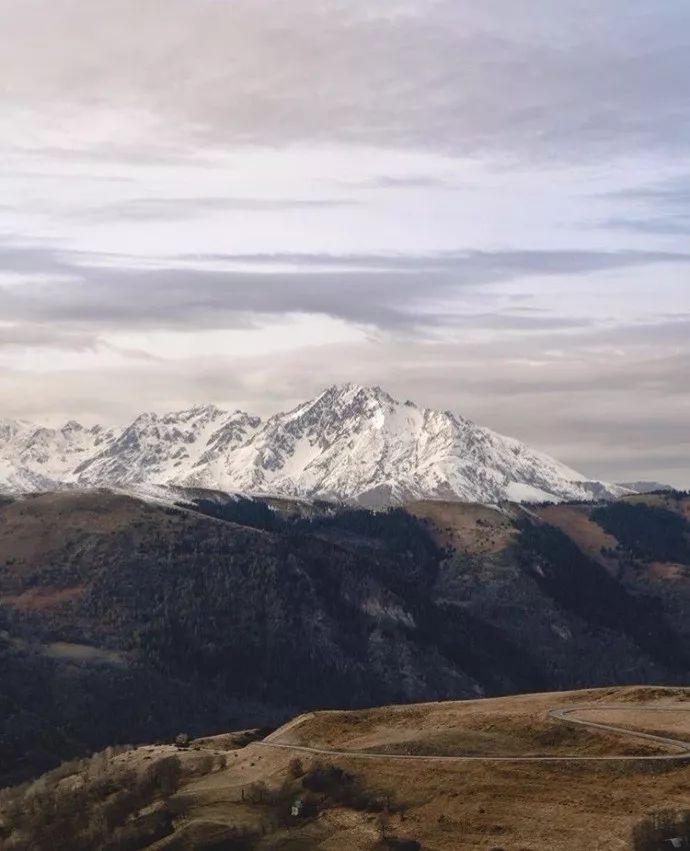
[1,0,689,486]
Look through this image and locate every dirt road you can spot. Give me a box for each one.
[255,703,690,764]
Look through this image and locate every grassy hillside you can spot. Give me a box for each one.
[2,686,689,850]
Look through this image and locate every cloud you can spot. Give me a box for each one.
[1,239,687,332]
[606,176,690,207]
[596,173,690,235]
[602,216,690,236]
[0,323,97,351]
[342,175,462,190]
[2,0,690,160]
[78,196,358,222]
[174,249,690,274]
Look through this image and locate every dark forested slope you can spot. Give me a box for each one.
[1,489,689,785]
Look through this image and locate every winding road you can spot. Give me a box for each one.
[255,704,690,764]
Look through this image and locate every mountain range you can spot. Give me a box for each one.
[0,384,627,504]
[2,486,689,788]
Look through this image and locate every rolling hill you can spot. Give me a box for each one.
[2,686,689,850]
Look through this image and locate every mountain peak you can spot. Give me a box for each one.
[319,383,398,407]
[0,386,624,504]
[178,403,228,418]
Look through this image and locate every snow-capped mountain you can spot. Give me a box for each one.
[0,385,628,504]
[75,405,261,487]
[0,418,116,494]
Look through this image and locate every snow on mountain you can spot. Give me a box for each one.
[0,385,628,504]
[0,418,115,494]
[181,384,625,505]
[616,480,673,494]
[75,405,260,487]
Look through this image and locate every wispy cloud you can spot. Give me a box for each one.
[1,239,687,332]
[602,216,690,235]
[605,176,690,207]
[78,196,358,222]
[341,175,463,190]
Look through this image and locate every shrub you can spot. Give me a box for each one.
[632,809,690,850]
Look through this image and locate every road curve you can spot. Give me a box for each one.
[255,704,690,764]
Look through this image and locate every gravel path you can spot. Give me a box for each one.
[254,704,690,763]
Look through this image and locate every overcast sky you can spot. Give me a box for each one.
[1,0,689,486]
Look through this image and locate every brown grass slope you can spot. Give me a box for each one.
[2,686,690,851]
